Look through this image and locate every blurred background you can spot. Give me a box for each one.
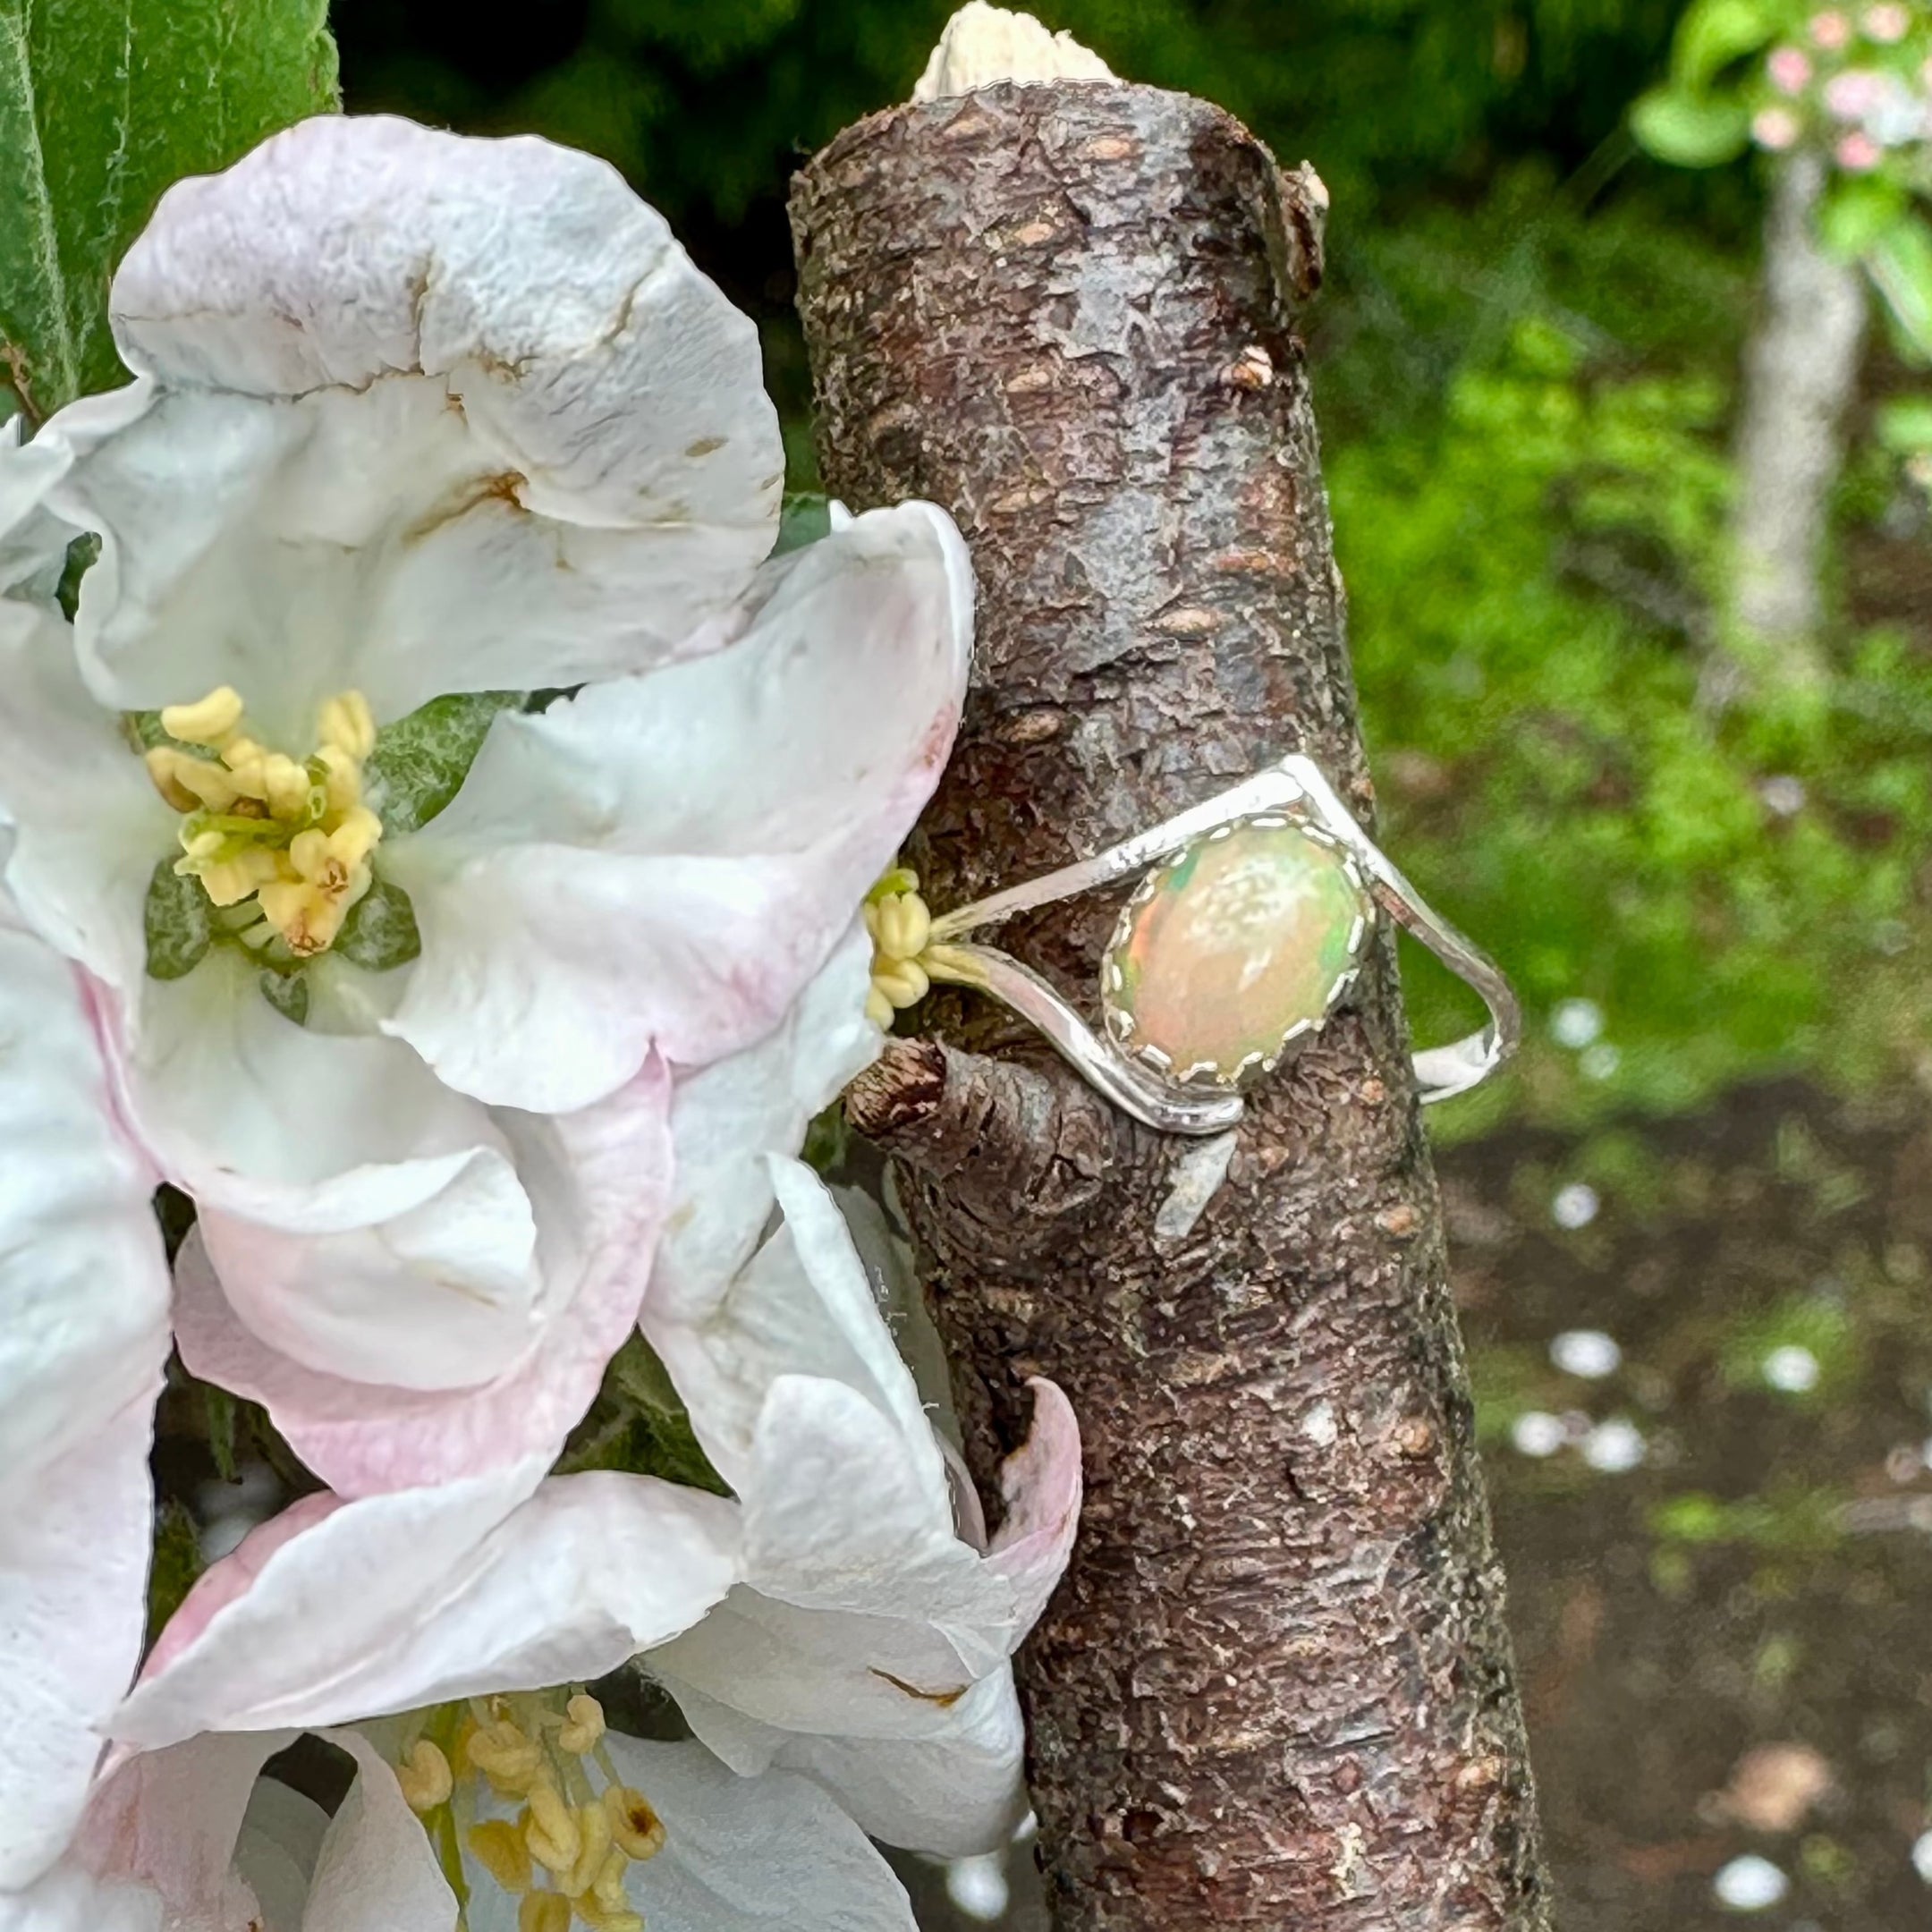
[309,4,1932,1925]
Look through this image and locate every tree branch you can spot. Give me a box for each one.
[794,72,1550,1931]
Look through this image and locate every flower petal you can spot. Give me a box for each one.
[670,1670,1030,1860]
[65,1731,290,1928]
[233,1777,332,1932]
[647,1160,944,1504]
[0,905,169,1889]
[597,1737,917,1932]
[0,1397,162,1892]
[117,1464,737,1747]
[175,1056,674,1495]
[984,1378,1082,1637]
[302,1733,456,1932]
[73,114,782,720]
[0,599,171,995]
[100,946,513,1217]
[648,924,879,1328]
[381,499,971,1113]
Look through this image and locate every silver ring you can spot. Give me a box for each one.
[920,755,1521,1136]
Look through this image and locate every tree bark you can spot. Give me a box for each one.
[792,80,1550,1932]
[1730,148,1868,677]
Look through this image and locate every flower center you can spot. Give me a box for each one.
[142,685,385,960]
[397,1690,663,1932]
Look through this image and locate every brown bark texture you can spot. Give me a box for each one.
[791,80,1550,1932]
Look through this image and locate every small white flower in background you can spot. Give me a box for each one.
[1913,1827,1932,1885]
[1549,997,1603,1049]
[1552,1182,1600,1230]
[1713,1852,1791,1911]
[1580,1418,1647,1474]
[1510,1411,1568,1459]
[1763,1343,1822,1394]
[1579,1042,1622,1081]
[1549,1329,1623,1379]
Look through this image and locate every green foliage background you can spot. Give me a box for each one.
[0,0,339,419]
[332,0,1929,1132]
[8,0,1928,1135]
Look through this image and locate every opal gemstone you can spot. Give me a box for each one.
[1106,820,1368,1079]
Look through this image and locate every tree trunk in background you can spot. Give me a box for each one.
[792,79,1550,1932]
[1730,149,1868,678]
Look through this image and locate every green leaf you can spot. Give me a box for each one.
[361,691,525,836]
[143,857,211,979]
[1876,396,1932,454]
[0,0,339,421]
[1630,89,1751,168]
[145,1497,204,1646]
[205,1383,237,1482]
[1866,214,1932,365]
[562,1335,730,1494]
[1818,175,1907,261]
[334,875,423,972]
[1673,0,1774,91]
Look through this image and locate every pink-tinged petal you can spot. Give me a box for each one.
[83,115,781,720]
[381,499,972,1114]
[120,1464,736,1746]
[194,1145,544,1394]
[597,1737,918,1932]
[0,907,169,1889]
[69,1731,289,1927]
[647,924,878,1328]
[0,1398,163,1891]
[174,1056,674,1496]
[984,1379,1082,1635]
[304,1733,456,1932]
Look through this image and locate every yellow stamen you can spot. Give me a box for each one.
[316,741,362,814]
[468,1719,545,1795]
[591,1847,631,1911]
[318,691,377,761]
[557,1693,606,1756]
[603,1785,666,1862]
[871,958,930,1010]
[326,806,384,872]
[865,868,936,1025]
[218,734,269,774]
[395,1739,453,1815]
[198,849,280,909]
[149,747,242,812]
[143,685,387,966]
[519,1894,572,1932]
[143,748,199,813]
[467,1818,535,1893]
[524,1781,581,1876]
[159,686,244,746]
[261,752,313,820]
[562,1795,614,1898]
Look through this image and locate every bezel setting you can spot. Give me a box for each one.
[1097,809,1377,1091]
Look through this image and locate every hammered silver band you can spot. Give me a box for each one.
[920,754,1521,1136]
